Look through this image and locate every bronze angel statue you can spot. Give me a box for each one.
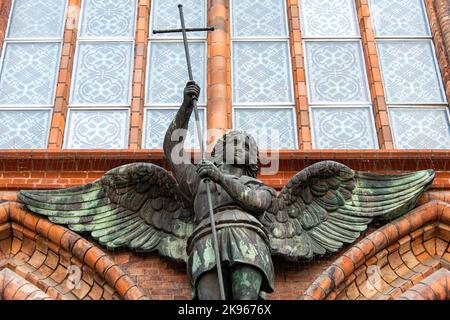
[18,82,435,300]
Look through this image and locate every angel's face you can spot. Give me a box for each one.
[223,133,256,166]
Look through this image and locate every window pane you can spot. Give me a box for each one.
[144,108,205,149]
[7,0,66,39]
[311,107,378,149]
[369,0,430,37]
[150,0,206,38]
[70,43,134,105]
[146,42,206,105]
[0,43,61,105]
[304,41,369,103]
[299,0,359,37]
[79,0,137,38]
[64,110,129,149]
[231,0,287,37]
[0,110,51,149]
[234,108,297,149]
[390,108,450,149]
[233,41,293,104]
[378,41,445,104]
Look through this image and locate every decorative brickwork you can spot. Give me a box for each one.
[302,201,450,300]
[398,268,450,300]
[355,0,394,149]
[129,0,150,149]
[287,0,312,150]
[0,202,146,300]
[0,268,52,300]
[207,0,230,146]
[47,0,80,149]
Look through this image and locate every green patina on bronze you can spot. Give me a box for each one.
[16,84,436,300]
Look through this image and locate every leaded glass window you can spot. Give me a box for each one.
[299,0,359,38]
[0,110,52,149]
[377,41,445,104]
[369,0,430,37]
[70,42,134,105]
[231,0,297,149]
[369,0,449,149]
[146,42,206,105]
[144,0,207,149]
[0,43,61,106]
[0,0,67,149]
[300,0,378,150]
[150,0,206,39]
[64,109,129,149]
[311,107,378,149]
[234,108,297,150]
[79,0,137,38]
[231,0,287,38]
[389,108,450,149]
[304,41,370,104]
[6,0,67,39]
[143,108,205,149]
[232,41,293,104]
[65,0,136,149]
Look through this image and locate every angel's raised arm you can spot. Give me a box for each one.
[163,81,201,199]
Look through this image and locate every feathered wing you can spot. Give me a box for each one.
[18,163,195,263]
[260,161,435,260]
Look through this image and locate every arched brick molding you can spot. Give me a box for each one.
[302,201,450,300]
[0,202,147,300]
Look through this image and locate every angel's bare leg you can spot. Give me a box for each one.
[197,268,229,300]
[231,265,262,300]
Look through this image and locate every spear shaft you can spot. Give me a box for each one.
[154,4,225,300]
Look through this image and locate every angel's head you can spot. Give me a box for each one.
[211,130,259,178]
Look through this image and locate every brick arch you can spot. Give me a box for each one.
[0,202,147,300]
[302,201,450,300]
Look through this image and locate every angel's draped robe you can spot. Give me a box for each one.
[178,166,275,295]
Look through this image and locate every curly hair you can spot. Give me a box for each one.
[211,130,260,178]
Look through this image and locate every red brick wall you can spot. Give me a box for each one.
[0,150,450,191]
[109,251,334,300]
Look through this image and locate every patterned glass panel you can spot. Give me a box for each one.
[0,43,61,105]
[70,43,133,105]
[304,41,370,103]
[369,0,430,37]
[144,108,205,149]
[390,109,450,149]
[0,110,51,149]
[378,41,445,104]
[64,110,129,149]
[7,0,66,39]
[311,107,378,149]
[232,0,287,37]
[150,0,206,38]
[234,108,297,149]
[233,41,293,104]
[146,42,206,105]
[79,0,137,38]
[299,0,359,37]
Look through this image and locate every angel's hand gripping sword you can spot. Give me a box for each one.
[152,5,225,300]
